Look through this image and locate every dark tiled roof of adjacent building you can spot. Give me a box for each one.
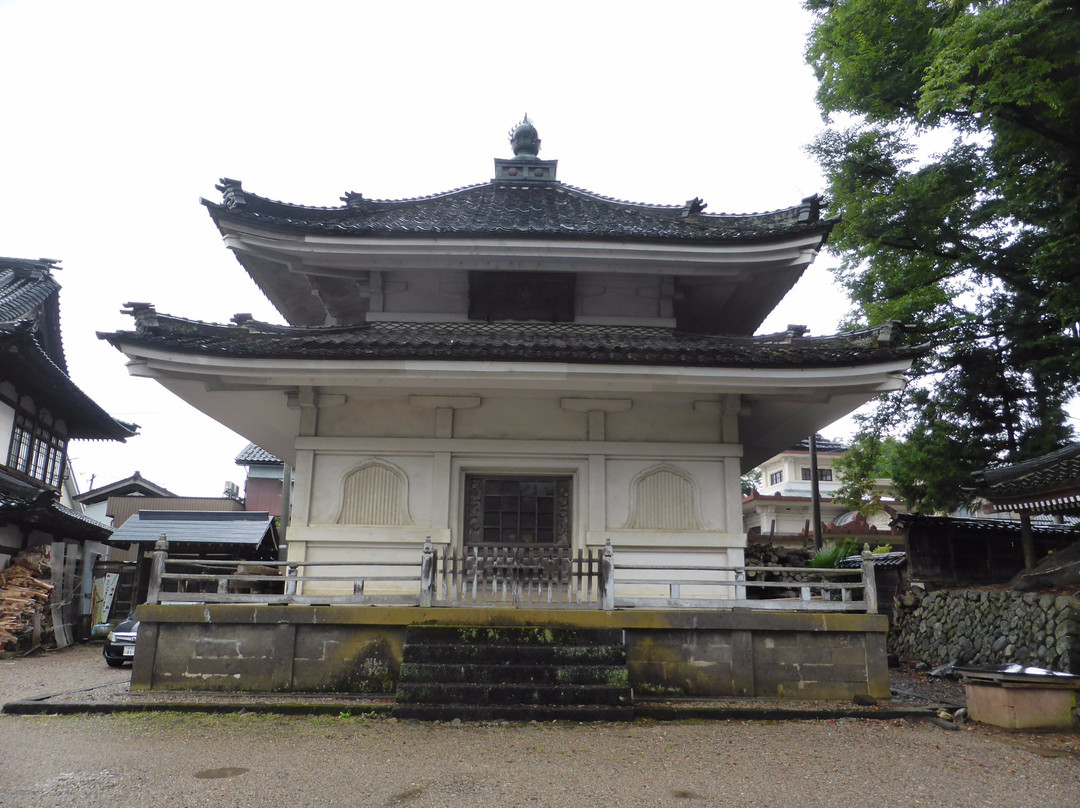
[0,258,61,323]
[837,551,907,569]
[205,179,833,245]
[72,471,178,505]
[235,443,282,466]
[103,309,922,370]
[0,325,138,440]
[893,513,1080,539]
[0,469,112,540]
[787,434,848,453]
[0,257,137,441]
[972,442,1080,514]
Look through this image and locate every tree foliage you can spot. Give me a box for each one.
[805,0,1080,512]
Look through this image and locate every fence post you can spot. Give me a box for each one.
[861,544,878,614]
[600,539,615,611]
[420,537,435,608]
[284,563,298,601]
[146,534,168,605]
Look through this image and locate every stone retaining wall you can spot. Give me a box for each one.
[131,604,890,700]
[890,590,1080,672]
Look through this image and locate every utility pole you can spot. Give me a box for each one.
[809,434,823,550]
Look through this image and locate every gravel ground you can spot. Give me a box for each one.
[1,644,1078,808]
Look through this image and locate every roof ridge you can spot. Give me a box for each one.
[206,178,821,221]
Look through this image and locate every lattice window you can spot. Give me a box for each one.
[7,413,66,487]
[464,475,571,546]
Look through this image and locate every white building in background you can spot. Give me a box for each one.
[743,435,898,543]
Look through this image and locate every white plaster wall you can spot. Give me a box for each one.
[319,395,436,439]
[577,274,664,320]
[287,387,746,600]
[454,398,585,441]
[606,399,721,444]
[0,400,14,455]
[380,270,469,315]
[373,270,671,324]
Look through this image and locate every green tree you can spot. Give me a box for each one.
[805,0,1080,512]
[741,468,762,496]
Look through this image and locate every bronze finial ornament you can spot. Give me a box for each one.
[509,115,541,159]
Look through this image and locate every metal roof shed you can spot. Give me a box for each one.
[108,510,279,561]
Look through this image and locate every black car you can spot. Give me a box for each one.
[102,616,139,667]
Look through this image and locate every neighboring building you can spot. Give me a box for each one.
[105,495,243,529]
[108,510,280,607]
[894,514,1079,587]
[0,257,137,641]
[235,442,291,517]
[101,120,921,593]
[72,470,177,527]
[743,436,898,544]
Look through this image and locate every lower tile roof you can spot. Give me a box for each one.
[102,310,923,370]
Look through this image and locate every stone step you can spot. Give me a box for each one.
[403,625,625,646]
[401,642,626,666]
[395,624,633,721]
[391,703,635,723]
[397,681,631,706]
[399,661,629,686]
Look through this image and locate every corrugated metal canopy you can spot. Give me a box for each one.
[108,510,277,548]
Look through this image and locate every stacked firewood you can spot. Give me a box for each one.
[0,550,53,651]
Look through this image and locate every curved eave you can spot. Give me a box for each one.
[215,223,830,279]
[0,334,138,441]
[108,339,913,397]
[202,184,830,248]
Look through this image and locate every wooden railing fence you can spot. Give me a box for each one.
[144,536,877,613]
[419,542,612,608]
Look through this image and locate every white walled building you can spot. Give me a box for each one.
[744,436,898,542]
[101,121,920,592]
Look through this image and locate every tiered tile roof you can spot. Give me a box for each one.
[206,179,830,245]
[103,308,921,370]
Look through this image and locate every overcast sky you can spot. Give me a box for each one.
[1,0,857,497]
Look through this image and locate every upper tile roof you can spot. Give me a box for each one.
[103,308,922,370]
[205,179,831,245]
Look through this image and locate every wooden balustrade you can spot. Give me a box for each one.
[144,537,876,613]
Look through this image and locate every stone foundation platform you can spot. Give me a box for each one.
[131,605,889,701]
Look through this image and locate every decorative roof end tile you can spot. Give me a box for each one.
[216,178,247,210]
[797,194,821,225]
[122,302,160,333]
[680,198,707,219]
